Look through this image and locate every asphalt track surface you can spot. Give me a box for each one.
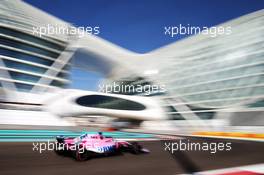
[0,137,264,175]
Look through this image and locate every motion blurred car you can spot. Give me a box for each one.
[54,132,149,161]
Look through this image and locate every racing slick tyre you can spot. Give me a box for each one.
[130,142,142,155]
[73,148,90,161]
[54,142,65,155]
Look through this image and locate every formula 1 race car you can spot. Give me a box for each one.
[54,132,149,161]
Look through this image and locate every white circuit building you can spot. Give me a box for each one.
[0,0,263,128]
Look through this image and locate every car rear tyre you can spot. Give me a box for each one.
[74,149,90,161]
[54,142,65,155]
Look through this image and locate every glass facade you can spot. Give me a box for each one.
[0,0,72,92]
[76,95,146,111]
[155,11,264,119]
[106,10,264,120]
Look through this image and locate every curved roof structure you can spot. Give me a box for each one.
[0,0,263,123]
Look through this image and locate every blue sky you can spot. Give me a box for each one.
[24,0,264,90]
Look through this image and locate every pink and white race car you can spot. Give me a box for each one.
[54,132,149,161]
